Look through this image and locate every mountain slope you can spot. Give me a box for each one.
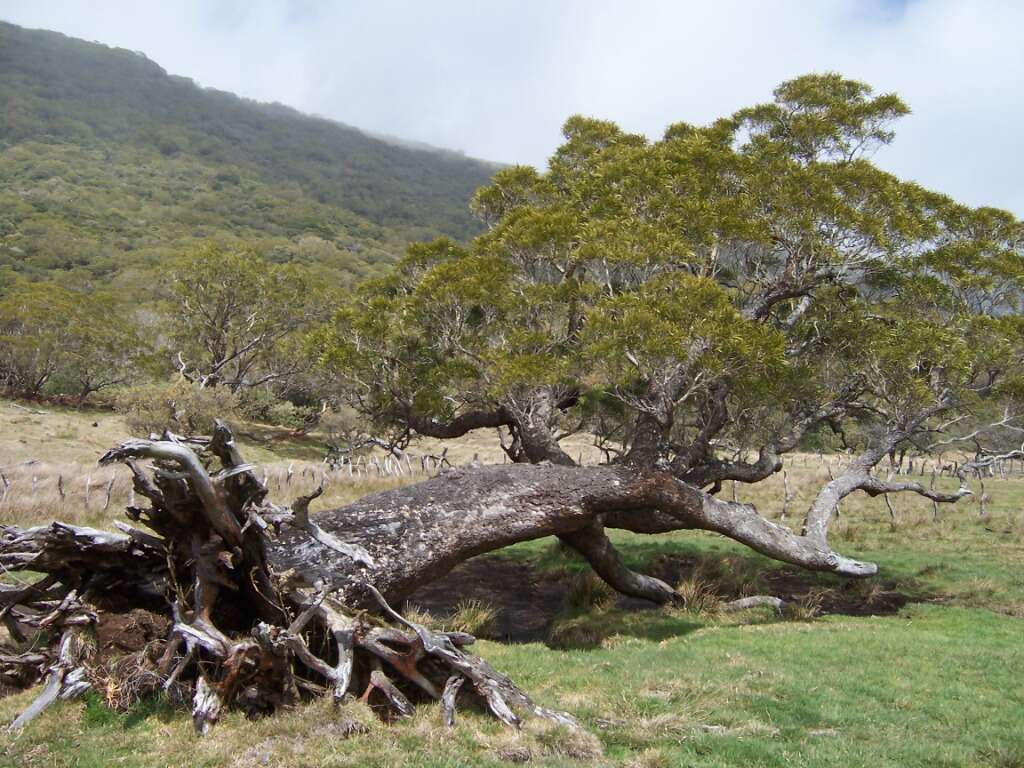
[0,21,496,286]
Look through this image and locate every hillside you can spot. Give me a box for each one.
[0,21,496,288]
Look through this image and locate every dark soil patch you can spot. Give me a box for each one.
[760,567,911,616]
[646,553,922,616]
[94,608,169,661]
[407,558,565,642]
[409,553,931,643]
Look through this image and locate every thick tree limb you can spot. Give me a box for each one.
[269,461,882,609]
[559,522,680,605]
[406,407,512,439]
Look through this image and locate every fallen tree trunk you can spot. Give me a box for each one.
[0,424,579,734]
[0,422,877,733]
[268,462,877,609]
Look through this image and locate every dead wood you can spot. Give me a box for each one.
[0,423,580,735]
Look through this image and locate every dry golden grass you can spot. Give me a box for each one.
[0,398,609,531]
[447,598,499,638]
[0,454,419,530]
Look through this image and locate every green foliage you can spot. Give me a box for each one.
[0,279,145,398]
[0,21,495,289]
[112,379,240,435]
[167,241,327,391]
[734,72,910,162]
[583,273,786,393]
[321,72,1024,461]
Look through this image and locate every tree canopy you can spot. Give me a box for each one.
[168,242,331,392]
[0,279,146,400]
[318,73,1024,581]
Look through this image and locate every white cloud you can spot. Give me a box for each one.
[2,0,1022,213]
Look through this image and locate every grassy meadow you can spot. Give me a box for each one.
[1,399,1022,767]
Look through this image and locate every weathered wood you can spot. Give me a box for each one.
[0,426,580,736]
[8,624,94,732]
[192,676,223,735]
[441,675,465,728]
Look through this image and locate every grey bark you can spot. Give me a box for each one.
[269,461,882,610]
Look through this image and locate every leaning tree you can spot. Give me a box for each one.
[309,73,1024,602]
[2,74,1022,732]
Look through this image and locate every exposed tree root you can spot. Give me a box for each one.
[0,423,577,735]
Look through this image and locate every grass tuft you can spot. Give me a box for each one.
[674,577,722,616]
[448,599,498,638]
[782,589,825,621]
[565,570,616,610]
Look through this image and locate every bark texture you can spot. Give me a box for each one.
[269,460,880,610]
[0,425,578,735]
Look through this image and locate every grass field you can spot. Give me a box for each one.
[1,400,1022,767]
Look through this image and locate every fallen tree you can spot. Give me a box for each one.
[0,416,990,733]
[310,75,1021,610]
[0,423,581,734]
[2,73,1022,735]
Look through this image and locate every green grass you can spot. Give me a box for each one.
[1,604,1020,767]
[1,400,1022,766]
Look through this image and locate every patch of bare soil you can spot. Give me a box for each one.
[409,553,931,643]
[760,568,911,616]
[74,555,933,659]
[407,558,565,642]
[94,608,169,661]
[648,554,921,616]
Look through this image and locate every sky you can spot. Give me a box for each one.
[2,0,1022,214]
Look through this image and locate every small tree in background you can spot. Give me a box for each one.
[0,280,145,401]
[167,241,329,392]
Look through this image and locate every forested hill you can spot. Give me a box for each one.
[0,21,497,288]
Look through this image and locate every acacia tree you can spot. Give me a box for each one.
[3,75,1023,731]
[168,242,328,392]
[309,73,1024,602]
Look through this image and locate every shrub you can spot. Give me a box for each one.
[238,389,319,429]
[113,379,239,435]
[236,387,279,423]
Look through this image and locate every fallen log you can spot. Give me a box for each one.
[0,416,884,734]
[0,422,578,734]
